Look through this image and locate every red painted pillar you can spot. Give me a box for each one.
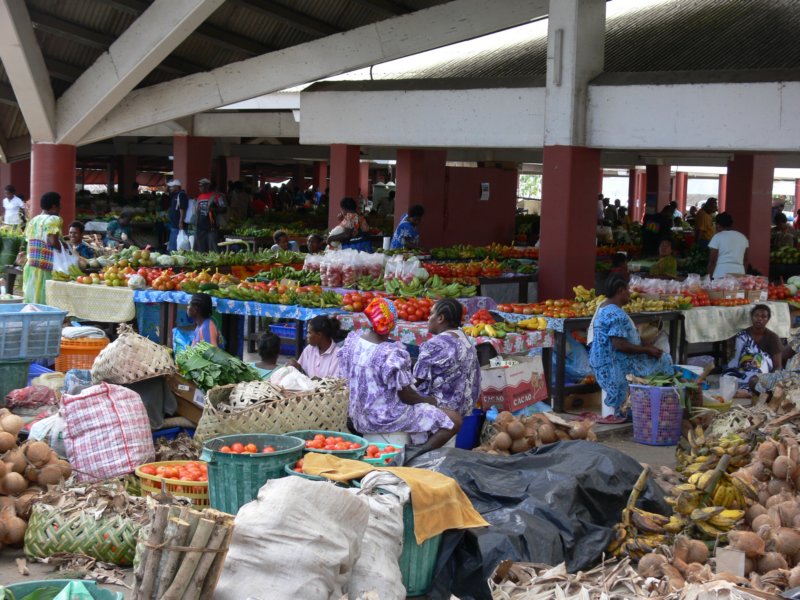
[718,174,728,212]
[329,144,360,229]
[172,135,214,198]
[394,149,446,244]
[627,168,637,219]
[31,143,76,231]
[312,161,327,190]
[359,162,370,200]
[725,154,775,276]
[646,165,671,210]
[293,164,307,192]
[0,159,31,201]
[598,169,604,196]
[117,155,138,199]
[538,146,601,299]
[795,180,800,212]
[674,171,688,213]
[226,156,241,184]
[635,170,647,222]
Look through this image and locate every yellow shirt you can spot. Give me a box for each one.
[695,209,714,242]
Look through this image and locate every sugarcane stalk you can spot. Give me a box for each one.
[134,504,170,600]
[160,518,216,600]
[155,518,191,599]
[180,518,230,600]
[197,516,235,600]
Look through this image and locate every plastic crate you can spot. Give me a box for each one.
[55,337,110,372]
[0,360,30,400]
[27,361,54,386]
[135,302,161,342]
[152,426,196,441]
[0,303,66,360]
[5,580,123,600]
[400,501,443,596]
[200,433,304,514]
[135,460,209,507]
[630,384,683,446]
[269,322,298,356]
[287,429,367,459]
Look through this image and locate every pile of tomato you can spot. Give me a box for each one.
[292,458,305,473]
[304,433,363,451]
[470,309,495,325]
[365,444,398,462]
[219,441,277,453]
[685,291,711,307]
[422,261,503,278]
[341,291,380,312]
[394,297,434,322]
[496,303,540,314]
[768,284,791,300]
[139,461,208,482]
[711,298,750,307]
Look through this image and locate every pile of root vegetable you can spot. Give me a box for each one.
[606,385,800,596]
[0,408,71,552]
[476,411,596,454]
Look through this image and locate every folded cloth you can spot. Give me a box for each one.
[302,452,489,543]
[61,326,107,339]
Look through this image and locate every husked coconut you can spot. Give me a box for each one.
[637,553,667,578]
[686,539,709,565]
[757,552,788,574]
[728,531,766,558]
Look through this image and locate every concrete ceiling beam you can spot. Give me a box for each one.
[0,0,56,141]
[348,0,409,18]
[193,112,299,137]
[55,0,225,146]
[78,0,546,145]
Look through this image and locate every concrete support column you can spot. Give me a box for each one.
[106,162,115,195]
[539,146,601,299]
[394,149,446,244]
[598,169,604,196]
[31,142,76,230]
[627,168,637,220]
[226,156,241,184]
[329,144,360,228]
[0,159,31,201]
[718,174,728,212]
[117,155,138,199]
[636,171,647,222]
[312,161,328,191]
[172,135,213,198]
[725,154,775,276]
[359,162,370,201]
[795,179,800,212]
[646,164,671,210]
[674,171,688,213]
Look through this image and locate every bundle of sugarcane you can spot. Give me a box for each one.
[133,504,235,600]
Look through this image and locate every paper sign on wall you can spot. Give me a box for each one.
[480,182,490,201]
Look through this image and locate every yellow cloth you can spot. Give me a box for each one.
[302,453,489,543]
[695,209,714,242]
[45,280,136,322]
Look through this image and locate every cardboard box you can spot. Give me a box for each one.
[478,355,548,413]
[564,390,602,413]
[167,374,205,424]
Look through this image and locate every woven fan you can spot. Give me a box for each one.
[91,324,176,384]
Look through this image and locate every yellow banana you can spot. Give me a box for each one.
[690,507,724,522]
[708,509,745,530]
[664,515,687,534]
[694,520,726,539]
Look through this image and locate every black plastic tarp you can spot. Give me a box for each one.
[400,440,670,600]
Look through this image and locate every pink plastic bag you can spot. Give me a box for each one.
[62,382,154,482]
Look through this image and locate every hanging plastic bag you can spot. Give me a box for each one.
[176,229,191,251]
[52,244,78,275]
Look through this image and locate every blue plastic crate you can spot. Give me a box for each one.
[135,302,161,343]
[152,426,195,441]
[28,362,54,386]
[269,323,298,356]
[0,303,67,361]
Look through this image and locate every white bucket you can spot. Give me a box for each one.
[382,236,391,250]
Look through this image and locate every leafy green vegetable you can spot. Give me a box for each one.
[176,342,261,390]
[20,588,62,600]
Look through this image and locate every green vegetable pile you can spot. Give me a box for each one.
[683,245,710,275]
[174,249,305,269]
[253,267,321,285]
[176,342,261,390]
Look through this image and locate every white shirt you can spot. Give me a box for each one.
[709,230,749,279]
[3,196,25,225]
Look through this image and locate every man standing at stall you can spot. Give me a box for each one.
[694,197,718,247]
[167,179,188,251]
[194,178,219,252]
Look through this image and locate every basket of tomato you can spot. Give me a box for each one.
[287,429,368,459]
[361,442,403,465]
[135,460,209,507]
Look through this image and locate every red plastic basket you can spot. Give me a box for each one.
[55,337,110,372]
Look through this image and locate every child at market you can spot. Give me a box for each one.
[253,333,281,379]
[188,293,222,347]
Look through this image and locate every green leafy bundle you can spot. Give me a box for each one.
[176,342,261,390]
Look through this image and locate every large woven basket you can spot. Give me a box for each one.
[194,379,349,443]
[91,324,176,384]
[25,503,143,566]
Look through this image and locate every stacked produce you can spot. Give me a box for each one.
[383,274,477,299]
[477,411,596,455]
[770,246,800,264]
[423,260,503,279]
[176,342,261,390]
[463,309,521,339]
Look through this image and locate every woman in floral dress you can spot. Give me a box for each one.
[588,274,673,421]
[23,192,63,304]
[338,297,462,448]
[414,299,480,416]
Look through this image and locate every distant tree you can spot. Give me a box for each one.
[518,174,542,200]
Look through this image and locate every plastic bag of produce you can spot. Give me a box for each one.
[215,476,370,600]
[344,472,406,600]
[64,369,93,395]
[62,382,154,481]
[29,412,68,457]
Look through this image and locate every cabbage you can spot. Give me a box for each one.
[127,274,147,290]
[788,276,800,288]
[157,255,175,266]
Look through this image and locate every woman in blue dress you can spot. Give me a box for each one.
[588,274,673,420]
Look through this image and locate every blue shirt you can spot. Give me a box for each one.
[390,215,419,250]
[73,242,94,259]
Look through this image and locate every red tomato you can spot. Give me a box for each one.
[140,465,157,475]
[220,446,232,453]
[244,443,258,454]
[262,446,276,453]
[231,442,245,454]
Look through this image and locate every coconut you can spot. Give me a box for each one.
[14,490,39,519]
[728,531,766,558]
[772,455,796,480]
[767,478,792,496]
[774,527,800,557]
[495,411,514,431]
[777,501,799,528]
[684,563,712,584]
[752,513,777,531]
[22,464,38,483]
[746,504,768,524]
[687,539,709,565]
[506,421,525,441]
[750,461,771,482]
[2,472,27,495]
[673,536,690,564]
[757,440,780,467]
[790,566,800,588]
[0,432,15,453]
[660,564,685,591]
[55,460,72,479]
[554,430,570,441]
[493,432,512,452]
[766,491,793,508]
[0,414,23,436]
[0,461,6,480]
[757,552,788,574]
[758,488,772,506]
[637,553,667,578]
[37,464,63,487]
[1,514,26,546]
[3,448,25,474]
[510,438,529,454]
[538,423,557,444]
[24,441,51,468]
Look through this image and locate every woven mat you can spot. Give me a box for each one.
[683,301,791,344]
[46,280,136,323]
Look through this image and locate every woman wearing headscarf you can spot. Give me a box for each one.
[338,297,462,449]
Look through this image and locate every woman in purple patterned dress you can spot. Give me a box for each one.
[414,299,480,416]
[338,297,462,448]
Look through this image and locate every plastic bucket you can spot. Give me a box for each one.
[6,580,123,600]
[200,433,304,514]
[629,384,683,446]
[455,408,485,449]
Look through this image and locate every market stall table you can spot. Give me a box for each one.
[45,280,136,323]
[476,273,534,303]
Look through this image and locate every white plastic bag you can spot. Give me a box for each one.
[215,477,370,600]
[269,366,317,391]
[176,230,191,251]
[29,412,68,457]
[52,244,78,275]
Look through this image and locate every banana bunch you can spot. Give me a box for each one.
[573,285,596,303]
[629,507,687,535]
[685,469,757,510]
[517,317,549,331]
[52,270,73,282]
[689,507,745,538]
[678,430,752,475]
[584,294,607,313]
[356,276,384,291]
[463,321,517,339]
[624,296,680,314]
[608,528,671,560]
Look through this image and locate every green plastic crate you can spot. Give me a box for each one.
[399,501,442,596]
[5,579,124,600]
[287,429,367,459]
[0,359,30,401]
[200,433,304,514]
